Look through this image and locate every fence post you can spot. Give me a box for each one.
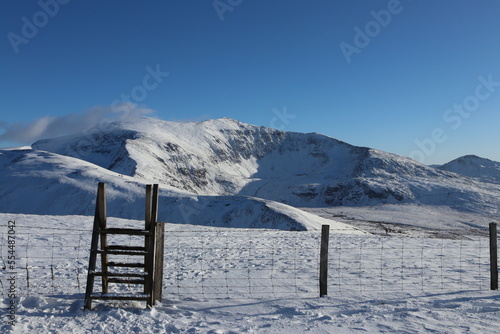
[97,182,108,294]
[146,184,158,307]
[84,182,106,310]
[320,224,330,297]
[490,223,498,290]
[144,185,153,298]
[153,222,165,303]
[151,184,164,304]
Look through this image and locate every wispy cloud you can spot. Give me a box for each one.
[0,103,155,145]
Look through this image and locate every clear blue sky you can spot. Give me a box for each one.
[1,0,499,164]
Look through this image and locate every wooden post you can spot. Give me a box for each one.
[97,182,108,294]
[84,182,106,310]
[153,222,165,303]
[146,184,159,307]
[145,185,152,231]
[319,224,330,297]
[490,223,498,290]
[144,185,152,296]
[151,184,164,304]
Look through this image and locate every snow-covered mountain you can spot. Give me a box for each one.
[1,117,499,228]
[0,146,360,231]
[439,155,500,184]
[29,117,500,214]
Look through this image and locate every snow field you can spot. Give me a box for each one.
[164,230,321,299]
[0,214,492,300]
[1,213,500,333]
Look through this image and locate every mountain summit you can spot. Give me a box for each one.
[439,155,500,184]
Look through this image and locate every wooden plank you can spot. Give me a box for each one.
[146,184,159,307]
[92,272,148,278]
[105,246,146,251]
[107,278,145,284]
[98,182,109,294]
[96,250,148,256]
[107,262,145,268]
[144,184,153,297]
[91,295,150,301]
[100,228,151,235]
[153,222,165,303]
[319,224,330,297]
[97,182,106,227]
[490,223,498,290]
[84,182,106,310]
[151,184,159,229]
[145,184,152,231]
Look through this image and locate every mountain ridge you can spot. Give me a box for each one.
[30,116,500,214]
[1,116,498,228]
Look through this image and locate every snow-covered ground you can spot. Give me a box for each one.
[304,203,497,237]
[5,290,500,333]
[1,210,500,333]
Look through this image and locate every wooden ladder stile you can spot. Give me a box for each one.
[84,183,164,310]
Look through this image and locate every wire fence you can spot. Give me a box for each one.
[0,226,90,297]
[328,233,489,295]
[163,230,320,298]
[0,223,495,300]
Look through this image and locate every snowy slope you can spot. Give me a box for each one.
[31,117,500,214]
[9,290,499,333]
[0,147,357,231]
[439,155,500,184]
[1,213,500,333]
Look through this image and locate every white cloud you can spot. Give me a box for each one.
[0,103,155,145]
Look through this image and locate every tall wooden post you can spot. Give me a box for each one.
[144,185,153,297]
[84,182,106,310]
[146,184,159,307]
[490,223,498,290]
[97,183,108,294]
[152,184,164,304]
[320,224,330,297]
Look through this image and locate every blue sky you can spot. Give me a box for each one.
[1,0,499,164]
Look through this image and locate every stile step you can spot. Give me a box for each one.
[99,228,152,235]
[107,278,145,284]
[107,262,145,268]
[90,294,150,301]
[92,272,148,278]
[105,245,147,251]
[96,250,148,256]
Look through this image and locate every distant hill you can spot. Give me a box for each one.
[439,155,500,184]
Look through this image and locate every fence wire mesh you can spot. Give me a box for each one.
[0,223,495,300]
